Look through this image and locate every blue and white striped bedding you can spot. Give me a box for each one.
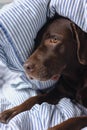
[48,0,87,32]
[0,0,87,130]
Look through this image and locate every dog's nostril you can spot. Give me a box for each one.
[27,66,31,70]
[26,65,34,72]
[24,63,35,72]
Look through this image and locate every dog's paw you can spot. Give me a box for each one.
[0,108,18,124]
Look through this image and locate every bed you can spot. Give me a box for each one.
[0,0,87,130]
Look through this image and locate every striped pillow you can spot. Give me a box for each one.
[0,0,57,90]
[0,0,50,70]
[48,0,87,32]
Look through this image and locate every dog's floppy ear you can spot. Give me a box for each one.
[71,23,87,65]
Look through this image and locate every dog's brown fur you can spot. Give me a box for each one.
[0,17,87,130]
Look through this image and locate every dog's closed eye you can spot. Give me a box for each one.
[50,38,61,45]
[44,34,62,47]
[44,39,61,50]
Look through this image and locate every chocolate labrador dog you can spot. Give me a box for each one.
[0,17,87,130]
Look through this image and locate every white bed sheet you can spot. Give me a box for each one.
[0,61,87,130]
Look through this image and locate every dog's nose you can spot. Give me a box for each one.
[24,62,35,72]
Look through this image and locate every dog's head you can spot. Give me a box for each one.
[24,19,87,81]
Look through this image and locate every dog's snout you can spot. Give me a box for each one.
[24,62,35,72]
